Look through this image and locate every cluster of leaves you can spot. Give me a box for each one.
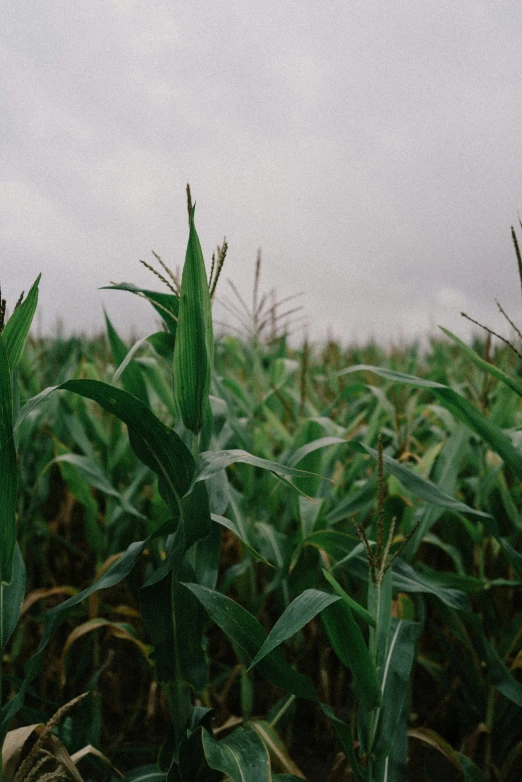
[2,207,522,781]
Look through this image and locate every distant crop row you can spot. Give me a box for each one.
[1,198,522,781]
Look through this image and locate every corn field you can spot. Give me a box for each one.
[1,197,522,781]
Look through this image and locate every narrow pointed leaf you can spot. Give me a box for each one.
[26,380,194,517]
[183,583,318,701]
[467,613,522,706]
[249,589,340,670]
[2,274,40,370]
[322,569,375,627]
[104,311,149,404]
[193,449,324,486]
[286,436,346,468]
[211,514,272,565]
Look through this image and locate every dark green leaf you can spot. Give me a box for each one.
[2,274,40,370]
[0,544,25,650]
[104,311,149,404]
[0,335,16,583]
[322,599,382,710]
[249,589,340,670]
[183,583,318,701]
[101,282,179,334]
[202,725,270,782]
[373,619,420,759]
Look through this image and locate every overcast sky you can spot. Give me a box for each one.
[2,1,522,347]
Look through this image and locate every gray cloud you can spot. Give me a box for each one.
[2,0,522,346]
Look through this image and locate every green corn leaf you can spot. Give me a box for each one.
[104,311,149,404]
[467,613,522,707]
[202,725,271,782]
[368,567,393,677]
[2,274,40,370]
[182,583,318,701]
[0,544,25,651]
[338,365,522,480]
[173,205,213,434]
[101,282,179,334]
[335,549,471,612]
[248,589,340,670]
[50,452,145,519]
[322,599,382,711]
[193,449,324,487]
[440,326,522,398]
[23,517,176,693]
[49,379,194,517]
[304,530,360,562]
[372,619,421,759]
[141,562,207,691]
[411,424,470,554]
[375,700,408,782]
[326,474,378,524]
[286,436,346,468]
[211,514,273,565]
[0,335,17,583]
[350,441,492,522]
[391,558,471,612]
[322,569,376,627]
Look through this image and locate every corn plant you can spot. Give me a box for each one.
[8,199,328,782]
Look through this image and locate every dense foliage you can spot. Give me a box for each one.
[2,208,522,781]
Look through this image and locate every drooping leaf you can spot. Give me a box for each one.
[391,558,471,612]
[101,282,179,334]
[24,525,170,684]
[211,514,272,565]
[26,380,195,517]
[193,449,323,487]
[467,613,522,707]
[286,436,346,468]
